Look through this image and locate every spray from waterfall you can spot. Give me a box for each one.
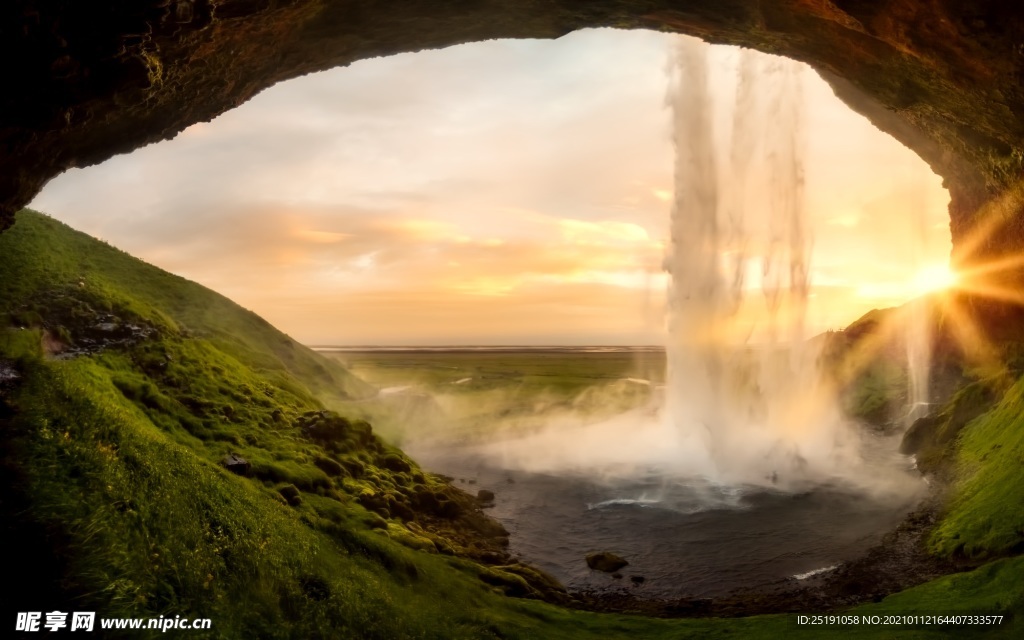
[665,38,857,487]
[408,39,927,502]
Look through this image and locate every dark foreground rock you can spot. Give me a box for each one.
[586,552,629,573]
[221,453,250,476]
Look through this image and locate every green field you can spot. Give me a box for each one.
[323,348,664,445]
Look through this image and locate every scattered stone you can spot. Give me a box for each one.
[586,552,629,573]
[476,489,496,503]
[630,575,645,585]
[221,453,250,476]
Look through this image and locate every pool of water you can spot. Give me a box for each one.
[412,433,925,600]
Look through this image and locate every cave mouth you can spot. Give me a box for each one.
[30,29,953,348]
[28,29,953,606]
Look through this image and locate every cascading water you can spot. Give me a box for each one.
[905,178,932,424]
[410,37,930,598]
[665,38,856,488]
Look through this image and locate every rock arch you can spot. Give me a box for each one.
[2,1,1022,258]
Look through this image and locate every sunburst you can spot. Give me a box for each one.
[820,181,1024,392]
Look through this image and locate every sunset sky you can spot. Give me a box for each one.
[30,29,951,346]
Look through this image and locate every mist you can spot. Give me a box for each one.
[382,38,928,510]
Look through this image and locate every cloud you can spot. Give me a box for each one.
[29,29,951,345]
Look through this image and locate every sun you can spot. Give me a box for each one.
[910,263,958,296]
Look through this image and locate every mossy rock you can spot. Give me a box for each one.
[278,484,302,507]
[478,567,539,599]
[340,458,365,478]
[389,501,415,522]
[361,512,389,530]
[300,411,355,443]
[497,563,568,602]
[385,523,438,553]
[356,488,387,513]
[313,455,346,477]
[381,453,412,473]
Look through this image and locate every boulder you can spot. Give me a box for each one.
[221,453,251,476]
[476,489,495,503]
[585,551,629,573]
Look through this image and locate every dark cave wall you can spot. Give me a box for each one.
[2,0,1024,263]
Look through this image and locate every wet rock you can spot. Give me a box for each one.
[476,489,495,503]
[630,575,645,585]
[586,551,629,573]
[221,453,250,476]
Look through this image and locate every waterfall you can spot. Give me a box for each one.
[665,38,848,487]
[905,177,932,424]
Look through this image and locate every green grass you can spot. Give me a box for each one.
[930,374,1024,559]
[0,210,372,403]
[1,209,1023,638]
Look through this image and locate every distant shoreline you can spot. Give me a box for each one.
[310,345,666,353]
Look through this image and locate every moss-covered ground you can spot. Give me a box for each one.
[1,210,1023,638]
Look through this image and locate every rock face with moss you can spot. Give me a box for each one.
[2,1,1024,267]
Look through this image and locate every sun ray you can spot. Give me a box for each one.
[952,281,1024,308]
[935,294,1006,378]
[955,253,1024,284]
[824,305,912,390]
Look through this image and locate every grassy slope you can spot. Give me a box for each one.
[0,210,1022,638]
[929,375,1024,559]
[0,210,372,403]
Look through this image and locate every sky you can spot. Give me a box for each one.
[30,29,951,346]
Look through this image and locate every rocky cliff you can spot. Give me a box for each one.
[2,1,1023,261]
